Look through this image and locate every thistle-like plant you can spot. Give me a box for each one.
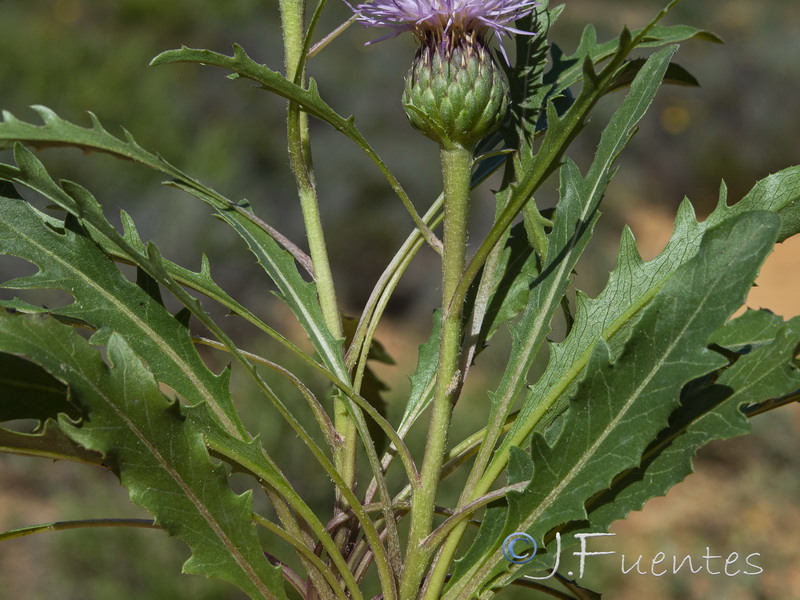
[1,1,798,599]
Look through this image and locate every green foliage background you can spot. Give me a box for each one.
[0,1,798,599]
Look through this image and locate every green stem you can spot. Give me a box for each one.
[399,143,473,600]
[278,0,304,83]
[427,23,679,600]
[286,107,342,341]
[279,1,403,587]
[279,0,357,503]
[253,513,350,600]
[279,1,342,341]
[0,518,160,542]
[348,195,444,386]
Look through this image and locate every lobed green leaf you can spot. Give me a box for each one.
[581,316,800,535]
[521,163,800,450]
[0,419,104,466]
[0,192,245,435]
[0,311,287,599]
[0,353,78,422]
[478,45,677,484]
[150,44,434,248]
[711,166,800,243]
[551,21,723,95]
[710,308,788,353]
[447,211,781,596]
[0,109,341,378]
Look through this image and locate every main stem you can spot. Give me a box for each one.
[400,143,473,599]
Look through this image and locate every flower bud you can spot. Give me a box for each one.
[402,41,509,149]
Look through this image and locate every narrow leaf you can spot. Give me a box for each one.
[398,310,441,435]
[609,59,700,92]
[149,45,434,248]
[0,109,339,373]
[553,22,722,94]
[168,180,349,382]
[150,45,343,130]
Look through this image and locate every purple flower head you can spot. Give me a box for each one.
[351,0,538,49]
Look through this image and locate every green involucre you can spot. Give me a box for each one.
[403,41,508,148]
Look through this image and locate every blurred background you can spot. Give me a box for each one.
[0,1,798,598]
